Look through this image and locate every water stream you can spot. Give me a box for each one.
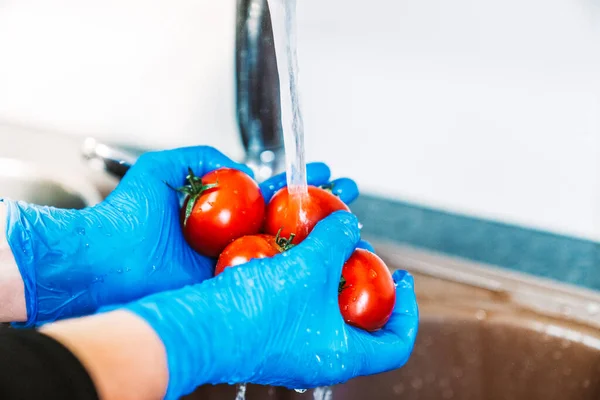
[235,383,247,400]
[268,0,332,396]
[267,0,308,195]
[234,0,329,398]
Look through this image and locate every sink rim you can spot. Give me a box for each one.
[0,156,103,207]
[371,239,600,330]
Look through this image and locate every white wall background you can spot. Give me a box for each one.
[0,0,599,241]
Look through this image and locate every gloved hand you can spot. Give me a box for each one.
[119,211,418,400]
[2,146,362,327]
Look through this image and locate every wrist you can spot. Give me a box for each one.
[41,310,168,400]
[122,282,257,399]
[0,202,27,322]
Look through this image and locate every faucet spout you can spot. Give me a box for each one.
[235,0,285,182]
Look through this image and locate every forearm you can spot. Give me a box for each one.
[0,202,27,322]
[41,310,168,400]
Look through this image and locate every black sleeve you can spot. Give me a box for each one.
[0,325,99,400]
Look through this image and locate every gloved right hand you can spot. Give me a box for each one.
[117,211,419,400]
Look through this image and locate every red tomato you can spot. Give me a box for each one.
[175,167,265,258]
[264,185,349,244]
[338,249,396,332]
[214,233,294,275]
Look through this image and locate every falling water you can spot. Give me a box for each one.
[266,0,330,396]
[235,383,247,400]
[266,0,308,196]
[313,386,333,400]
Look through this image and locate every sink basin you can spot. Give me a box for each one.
[0,123,117,208]
[183,243,600,400]
[0,157,101,209]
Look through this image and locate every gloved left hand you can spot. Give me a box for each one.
[2,146,361,327]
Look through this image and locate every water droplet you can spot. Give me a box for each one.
[295,389,307,393]
[315,354,321,363]
[246,278,254,287]
[541,332,552,342]
[85,243,89,248]
[392,383,404,394]
[561,339,571,349]
[452,367,463,378]
[411,378,423,389]
[582,379,591,388]
[587,303,600,315]
[278,279,286,285]
[116,268,123,274]
[316,330,321,335]
[125,267,131,272]
[76,227,85,235]
[335,353,340,359]
[369,269,377,279]
[151,265,157,271]
[560,305,572,317]
[423,335,434,347]
[306,328,312,333]
[475,309,487,321]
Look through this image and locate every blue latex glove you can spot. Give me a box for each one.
[120,211,418,399]
[2,146,362,327]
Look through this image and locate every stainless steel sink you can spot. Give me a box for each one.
[0,123,116,208]
[183,244,600,400]
[2,122,599,400]
[0,157,101,209]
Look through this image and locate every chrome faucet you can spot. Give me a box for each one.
[83,0,285,183]
[235,0,285,182]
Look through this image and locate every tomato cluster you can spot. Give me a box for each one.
[171,167,395,332]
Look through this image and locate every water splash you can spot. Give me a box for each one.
[313,386,333,400]
[235,383,247,400]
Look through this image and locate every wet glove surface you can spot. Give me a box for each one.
[2,146,361,327]
[121,211,419,400]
